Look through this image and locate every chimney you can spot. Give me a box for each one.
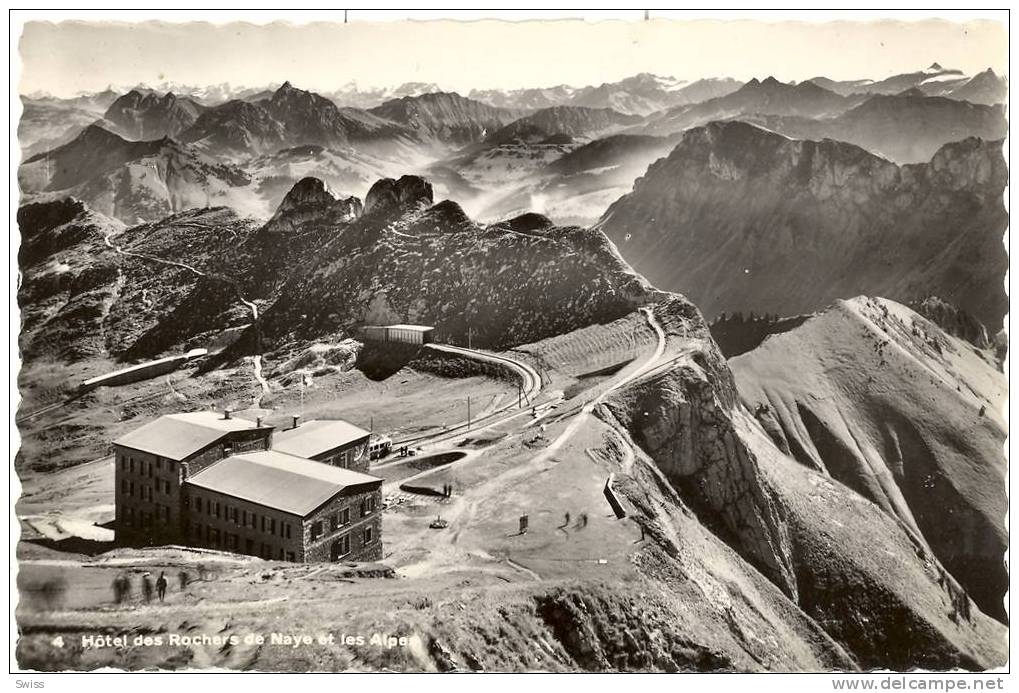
[256,416,263,428]
[223,408,232,420]
[292,415,301,429]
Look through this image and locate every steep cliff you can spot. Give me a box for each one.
[603,300,1007,669]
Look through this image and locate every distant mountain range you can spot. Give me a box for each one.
[19,65,1007,230]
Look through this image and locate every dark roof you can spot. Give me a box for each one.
[185,450,381,516]
[113,411,269,460]
[272,419,370,459]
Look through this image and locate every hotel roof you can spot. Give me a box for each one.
[113,411,269,460]
[272,419,371,459]
[185,450,382,516]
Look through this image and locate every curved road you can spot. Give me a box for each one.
[392,342,543,447]
[533,306,665,464]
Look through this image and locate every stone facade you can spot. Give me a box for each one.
[182,487,305,561]
[114,417,382,563]
[302,485,383,562]
[311,436,371,474]
[115,425,273,546]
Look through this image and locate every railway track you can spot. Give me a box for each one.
[390,343,543,447]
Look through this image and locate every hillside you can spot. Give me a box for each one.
[103,90,205,140]
[730,297,1007,623]
[368,92,524,146]
[597,121,1008,330]
[180,82,421,159]
[138,174,664,365]
[475,134,676,226]
[19,126,262,224]
[637,77,856,136]
[487,106,641,145]
[747,92,1007,163]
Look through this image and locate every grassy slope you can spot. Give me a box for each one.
[730,296,1007,623]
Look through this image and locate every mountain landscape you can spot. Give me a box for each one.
[15,55,1008,674]
[597,120,1008,331]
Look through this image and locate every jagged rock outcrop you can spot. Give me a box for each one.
[266,177,361,231]
[606,325,798,599]
[363,175,434,215]
[598,121,1008,330]
[908,296,990,349]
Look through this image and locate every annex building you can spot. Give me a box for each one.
[113,411,383,562]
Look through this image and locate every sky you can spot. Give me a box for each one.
[17,15,1009,97]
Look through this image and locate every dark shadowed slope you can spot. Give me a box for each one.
[597,121,1007,330]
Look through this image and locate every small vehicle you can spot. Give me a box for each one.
[368,435,393,460]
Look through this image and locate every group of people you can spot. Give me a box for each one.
[112,570,188,605]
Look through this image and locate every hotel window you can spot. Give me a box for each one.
[285,523,292,539]
[361,497,375,517]
[261,516,266,532]
[242,510,247,527]
[330,513,338,531]
[311,521,323,540]
[271,518,277,535]
[364,526,374,544]
[250,513,258,529]
[341,508,350,525]
[129,481,135,496]
[215,502,221,519]
[120,456,126,471]
[332,534,350,560]
[195,497,202,512]
[129,458,135,473]
[121,480,128,494]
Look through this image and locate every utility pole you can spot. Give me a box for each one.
[517,382,522,409]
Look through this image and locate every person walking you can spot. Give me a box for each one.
[141,573,153,603]
[156,572,168,602]
[112,573,129,604]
